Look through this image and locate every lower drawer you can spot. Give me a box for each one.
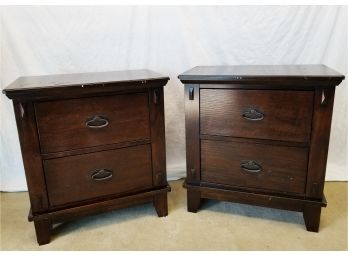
[44,144,153,207]
[201,140,308,195]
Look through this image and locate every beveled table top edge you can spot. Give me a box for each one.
[3,69,170,94]
[178,64,345,83]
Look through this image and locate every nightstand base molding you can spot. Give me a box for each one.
[184,181,326,232]
[28,185,170,245]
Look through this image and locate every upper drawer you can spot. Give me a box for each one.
[200,89,314,143]
[35,93,150,153]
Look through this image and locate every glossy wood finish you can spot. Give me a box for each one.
[30,186,170,223]
[148,87,167,187]
[185,182,326,212]
[35,92,150,153]
[44,144,153,206]
[4,69,168,100]
[201,140,308,195]
[186,186,201,213]
[306,88,336,199]
[200,134,308,148]
[33,217,51,245]
[13,101,49,213]
[179,65,344,232]
[178,65,344,86]
[3,69,170,245]
[184,84,201,184]
[303,204,322,232]
[40,139,151,160]
[200,89,313,142]
[153,191,169,217]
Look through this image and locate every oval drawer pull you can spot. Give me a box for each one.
[242,108,264,121]
[91,169,113,181]
[85,115,109,128]
[240,160,262,173]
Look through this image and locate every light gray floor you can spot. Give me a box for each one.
[1,180,347,250]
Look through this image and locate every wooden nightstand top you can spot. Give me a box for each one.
[178,65,345,86]
[3,69,169,100]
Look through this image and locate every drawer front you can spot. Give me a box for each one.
[35,93,150,153]
[200,89,313,142]
[201,140,308,194]
[44,144,153,207]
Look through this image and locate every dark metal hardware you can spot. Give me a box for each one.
[85,115,109,128]
[189,87,194,100]
[156,172,163,183]
[190,168,195,176]
[242,108,264,121]
[91,169,113,181]
[321,90,328,105]
[20,103,25,118]
[154,89,160,104]
[240,160,262,173]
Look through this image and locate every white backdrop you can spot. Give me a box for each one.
[0,6,347,191]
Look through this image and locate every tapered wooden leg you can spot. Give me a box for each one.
[153,192,168,217]
[187,188,201,213]
[34,218,52,245]
[303,205,322,232]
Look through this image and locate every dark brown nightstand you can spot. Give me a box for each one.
[179,65,344,232]
[3,69,170,245]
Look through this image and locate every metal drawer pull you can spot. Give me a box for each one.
[242,108,264,121]
[240,160,262,173]
[85,115,109,128]
[91,169,113,181]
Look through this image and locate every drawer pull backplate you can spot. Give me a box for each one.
[242,108,264,121]
[91,169,113,181]
[85,115,109,129]
[240,160,262,173]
